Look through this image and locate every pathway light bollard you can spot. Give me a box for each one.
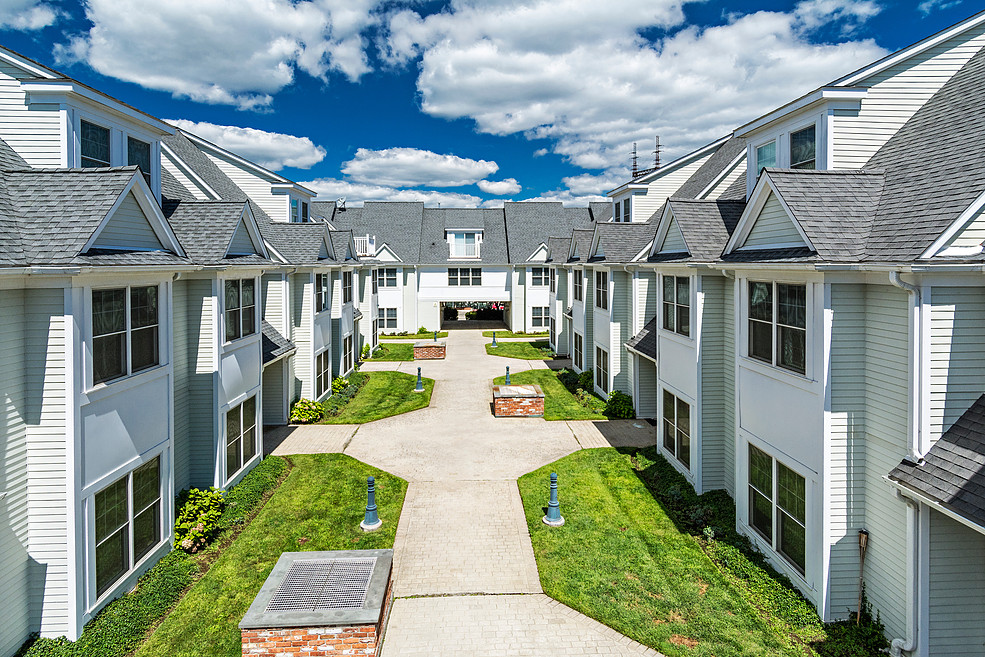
[415,366,424,392]
[543,472,565,527]
[491,331,498,347]
[434,330,438,342]
[360,476,383,532]
[505,366,510,385]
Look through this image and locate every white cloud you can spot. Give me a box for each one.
[0,0,62,30]
[384,0,887,171]
[55,0,382,109]
[301,177,482,207]
[341,147,499,187]
[169,119,326,170]
[917,0,962,16]
[561,171,628,196]
[477,178,520,195]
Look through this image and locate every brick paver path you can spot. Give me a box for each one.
[264,330,660,656]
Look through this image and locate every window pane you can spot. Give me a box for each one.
[81,121,110,167]
[662,302,675,332]
[242,305,255,336]
[676,398,690,437]
[225,280,240,311]
[777,463,806,522]
[749,320,772,362]
[756,141,776,174]
[243,396,256,430]
[95,477,128,541]
[750,489,773,541]
[227,436,242,476]
[778,326,806,374]
[663,418,676,452]
[779,511,806,573]
[662,390,675,421]
[748,445,772,495]
[133,502,160,563]
[226,405,241,448]
[790,126,816,170]
[748,282,772,321]
[225,309,240,342]
[130,286,158,329]
[131,326,158,372]
[242,425,256,463]
[93,289,126,337]
[677,306,690,337]
[676,277,689,306]
[777,284,806,328]
[96,527,128,596]
[127,137,151,179]
[241,279,255,306]
[132,456,160,512]
[663,276,674,302]
[93,333,126,384]
[677,428,690,468]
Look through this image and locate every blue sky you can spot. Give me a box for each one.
[0,0,976,206]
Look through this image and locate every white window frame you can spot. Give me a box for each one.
[448,231,482,258]
[315,273,330,313]
[573,332,583,371]
[661,389,691,470]
[549,268,556,294]
[531,267,548,287]
[224,395,258,484]
[80,118,111,168]
[790,124,817,170]
[127,135,152,186]
[342,271,353,304]
[90,284,162,388]
[316,348,332,398]
[573,270,583,302]
[378,268,398,288]
[746,443,808,577]
[531,306,548,328]
[755,139,776,177]
[224,278,257,343]
[595,346,609,394]
[378,307,397,329]
[661,275,690,338]
[745,280,808,377]
[448,267,481,286]
[594,270,609,311]
[342,335,354,374]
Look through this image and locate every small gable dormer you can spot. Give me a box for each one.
[318,236,332,260]
[725,177,813,255]
[225,206,268,259]
[654,204,689,255]
[84,173,183,255]
[527,243,549,262]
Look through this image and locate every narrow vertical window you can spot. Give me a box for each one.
[127,137,152,186]
[662,390,691,468]
[573,270,583,301]
[790,125,816,170]
[81,120,111,168]
[747,445,806,575]
[574,333,583,370]
[755,140,776,175]
[129,286,159,372]
[595,347,609,394]
[226,396,257,481]
[623,198,630,223]
[342,271,353,304]
[748,445,774,542]
[748,281,773,364]
[316,273,330,312]
[595,271,608,310]
[92,288,127,384]
[662,276,689,337]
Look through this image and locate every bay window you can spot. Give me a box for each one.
[224,278,256,342]
[662,390,691,469]
[225,396,257,482]
[748,445,807,574]
[662,275,690,337]
[748,281,806,375]
[92,285,159,385]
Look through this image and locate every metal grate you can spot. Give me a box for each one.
[265,557,377,612]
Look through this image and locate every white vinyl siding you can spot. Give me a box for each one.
[25,288,69,636]
[722,278,735,495]
[927,511,985,656]
[702,159,747,200]
[226,219,256,256]
[659,218,688,253]
[628,150,717,222]
[0,289,30,656]
[700,276,728,491]
[831,23,985,170]
[292,273,313,400]
[930,286,985,442]
[942,204,985,250]
[202,150,284,221]
[91,192,163,251]
[0,60,63,168]
[827,283,867,615]
[741,193,805,249]
[161,152,211,200]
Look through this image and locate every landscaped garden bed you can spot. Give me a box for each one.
[481,330,548,339]
[289,371,434,425]
[366,342,414,361]
[486,339,555,360]
[518,448,887,657]
[379,330,448,340]
[493,369,605,421]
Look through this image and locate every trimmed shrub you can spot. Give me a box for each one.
[604,390,635,419]
[361,343,370,359]
[289,398,323,424]
[173,488,224,553]
[417,326,429,334]
[556,368,579,392]
[577,370,593,391]
[323,372,368,417]
[331,376,350,395]
[219,455,287,529]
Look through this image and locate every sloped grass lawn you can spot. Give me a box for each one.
[380,331,448,340]
[320,371,433,424]
[482,330,548,338]
[135,454,407,657]
[367,342,414,361]
[518,449,808,657]
[486,339,553,360]
[494,369,604,421]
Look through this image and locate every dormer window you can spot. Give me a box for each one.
[290,198,310,223]
[614,198,631,222]
[756,141,776,176]
[449,231,480,258]
[128,137,151,186]
[790,126,816,170]
[81,120,110,168]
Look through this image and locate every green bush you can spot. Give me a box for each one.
[361,343,370,359]
[173,488,224,553]
[577,370,593,391]
[813,594,888,657]
[19,550,197,657]
[604,390,635,419]
[331,376,350,395]
[576,388,606,413]
[323,372,368,416]
[219,455,287,529]
[289,398,323,424]
[417,326,429,334]
[556,368,579,392]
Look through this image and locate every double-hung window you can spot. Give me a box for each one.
[316,350,331,397]
[450,232,479,258]
[662,390,691,469]
[574,333,583,370]
[378,307,397,329]
[573,270,583,301]
[549,268,556,294]
[748,445,807,574]
[532,307,548,328]
[81,120,110,168]
[343,335,353,374]
[290,198,309,223]
[371,269,378,294]
[662,275,690,337]
[342,271,353,304]
[448,268,481,286]
[92,285,159,385]
[378,268,397,287]
[790,125,816,170]
[531,267,547,286]
[748,281,806,375]
[622,199,630,223]
[550,317,556,346]
[315,273,330,313]
[127,137,151,186]
[595,347,609,394]
[594,271,608,310]
[94,456,161,597]
[225,396,257,481]
[224,278,256,342]
[756,140,776,176]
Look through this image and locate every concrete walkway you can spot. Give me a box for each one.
[264,330,660,656]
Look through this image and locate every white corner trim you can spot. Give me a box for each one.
[161,142,219,200]
[696,151,746,200]
[920,188,985,259]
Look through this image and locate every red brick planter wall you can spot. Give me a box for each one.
[414,343,446,359]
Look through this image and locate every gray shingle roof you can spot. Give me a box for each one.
[420,208,507,264]
[721,246,819,262]
[568,228,595,263]
[321,202,423,263]
[504,202,594,263]
[161,167,196,201]
[660,199,745,262]
[673,135,746,200]
[889,394,985,531]
[546,237,571,263]
[330,230,357,261]
[164,200,272,265]
[764,169,884,261]
[625,317,657,360]
[264,222,336,264]
[589,222,655,263]
[863,44,985,262]
[162,130,247,202]
[719,174,747,200]
[261,320,296,364]
[589,202,612,223]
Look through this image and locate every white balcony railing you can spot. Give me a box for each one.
[450,242,480,258]
[354,234,376,257]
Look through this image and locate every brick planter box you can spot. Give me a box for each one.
[492,384,545,417]
[414,341,446,359]
[241,550,393,657]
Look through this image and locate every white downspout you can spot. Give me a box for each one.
[888,270,921,655]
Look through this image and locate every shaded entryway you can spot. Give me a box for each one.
[439,301,509,331]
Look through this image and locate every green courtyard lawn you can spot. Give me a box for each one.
[379,331,448,340]
[482,330,548,339]
[135,454,407,657]
[367,342,414,361]
[518,449,815,657]
[486,339,554,360]
[493,369,604,421]
[320,371,433,424]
